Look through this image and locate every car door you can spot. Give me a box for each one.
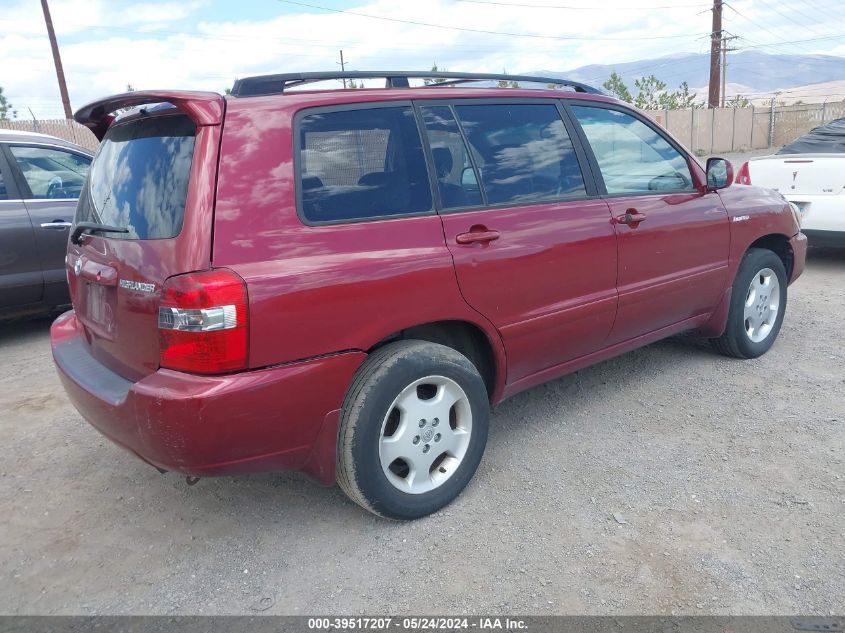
[0,145,42,308]
[418,101,618,385]
[4,144,91,306]
[568,103,730,345]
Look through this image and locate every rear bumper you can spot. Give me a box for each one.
[789,232,808,284]
[785,194,843,233]
[51,311,364,483]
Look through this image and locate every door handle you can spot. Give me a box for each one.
[614,210,647,226]
[456,228,500,245]
[40,220,72,230]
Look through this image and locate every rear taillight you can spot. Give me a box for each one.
[158,269,248,374]
[735,161,752,185]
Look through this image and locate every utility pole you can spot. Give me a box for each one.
[41,0,72,119]
[720,34,738,108]
[720,36,727,107]
[338,50,347,89]
[708,0,722,109]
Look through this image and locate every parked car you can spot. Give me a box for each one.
[51,71,806,520]
[0,129,92,319]
[735,117,845,247]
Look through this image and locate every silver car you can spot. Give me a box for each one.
[0,130,92,319]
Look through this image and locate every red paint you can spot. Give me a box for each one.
[53,85,806,483]
[604,191,729,344]
[53,311,365,476]
[439,200,618,384]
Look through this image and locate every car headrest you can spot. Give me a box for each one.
[432,147,454,179]
[302,176,324,190]
[358,172,391,187]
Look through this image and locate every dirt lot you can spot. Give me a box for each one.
[1,249,843,616]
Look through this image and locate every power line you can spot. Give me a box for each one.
[738,33,845,51]
[454,0,709,10]
[752,0,838,40]
[275,0,706,41]
[723,3,828,54]
[796,0,843,24]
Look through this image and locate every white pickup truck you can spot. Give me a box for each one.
[735,118,845,247]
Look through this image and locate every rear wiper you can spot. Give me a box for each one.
[71,221,130,245]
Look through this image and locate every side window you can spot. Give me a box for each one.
[0,163,7,200]
[452,103,586,206]
[8,146,91,200]
[419,105,482,210]
[298,106,432,223]
[570,106,694,195]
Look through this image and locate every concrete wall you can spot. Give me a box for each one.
[647,101,845,155]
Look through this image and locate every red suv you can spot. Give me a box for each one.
[52,71,806,520]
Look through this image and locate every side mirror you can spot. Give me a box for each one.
[706,157,734,190]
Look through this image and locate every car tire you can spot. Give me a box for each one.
[711,248,788,359]
[336,340,490,520]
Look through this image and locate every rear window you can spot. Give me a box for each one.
[75,114,196,239]
[297,106,432,224]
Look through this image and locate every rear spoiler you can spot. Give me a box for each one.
[74,90,225,141]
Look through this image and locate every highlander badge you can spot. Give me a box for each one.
[119,279,156,293]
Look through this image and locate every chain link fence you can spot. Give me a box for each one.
[0,118,99,152]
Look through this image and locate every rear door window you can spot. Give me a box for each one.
[570,105,694,194]
[419,105,483,210]
[75,113,196,239]
[0,163,7,200]
[452,103,586,206]
[8,145,90,199]
[297,106,432,224]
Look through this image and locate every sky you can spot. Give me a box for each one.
[1,0,844,119]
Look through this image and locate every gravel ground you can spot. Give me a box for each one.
[1,248,843,616]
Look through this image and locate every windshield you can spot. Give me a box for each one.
[75,113,196,239]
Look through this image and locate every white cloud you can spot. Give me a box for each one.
[1,0,842,118]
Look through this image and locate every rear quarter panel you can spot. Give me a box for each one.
[212,94,507,399]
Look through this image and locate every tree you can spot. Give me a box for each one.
[603,73,703,109]
[602,71,632,103]
[496,69,519,89]
[224,78,239,96]
[725,94,751,108]
[0,86,17,120]
[424,64,448,86]
[660,81,699,109]
[633,75,666,110]
[117,84,136,114]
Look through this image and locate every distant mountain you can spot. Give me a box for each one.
[538,50,845,94]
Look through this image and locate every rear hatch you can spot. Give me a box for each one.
[748,154,845,197]
[67,91,224,381]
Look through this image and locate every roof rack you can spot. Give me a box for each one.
[229,71,603,97]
